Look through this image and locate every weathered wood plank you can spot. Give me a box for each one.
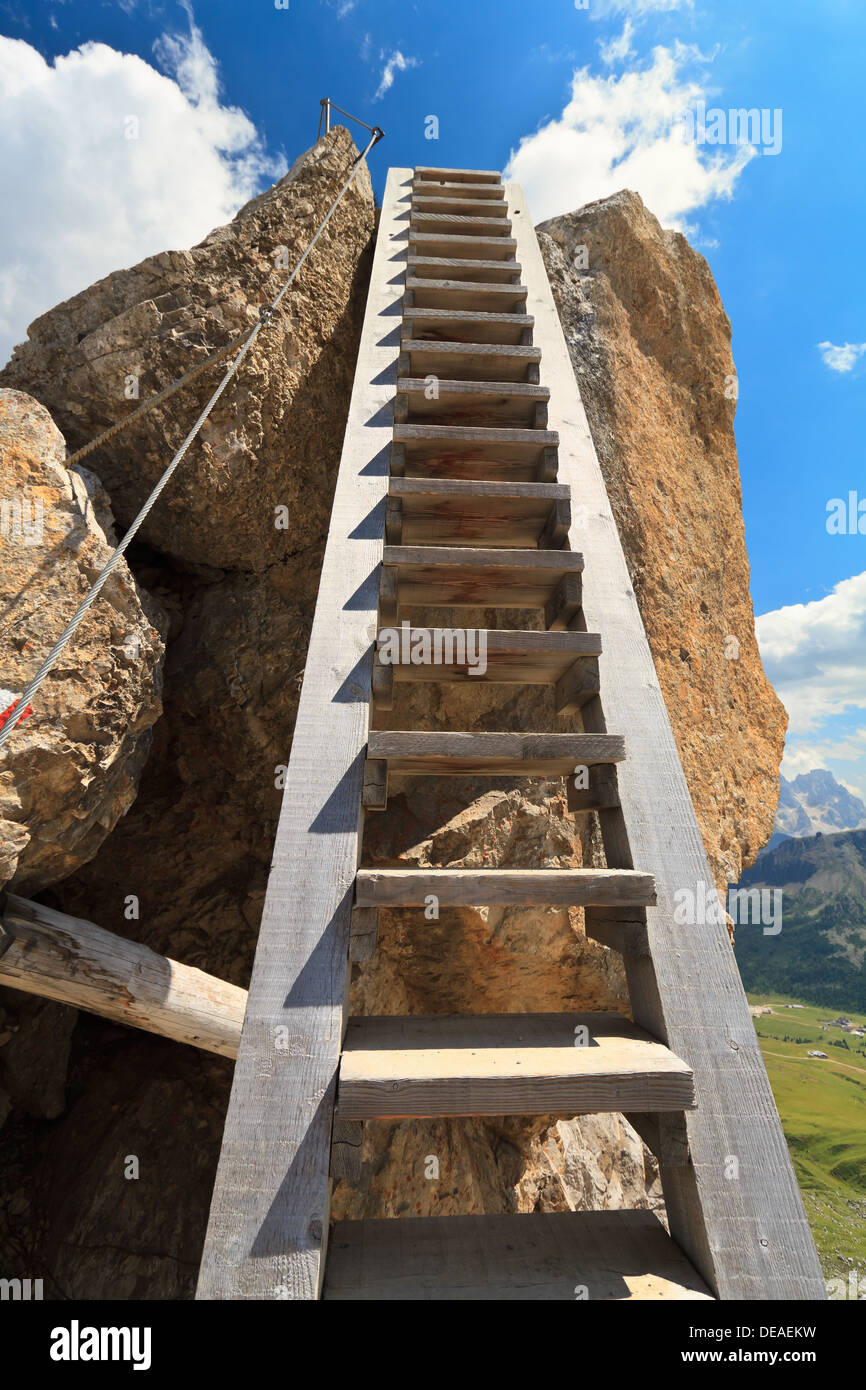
[410,212,513,237]
[0,895,245,1059]
[395,422,553,471]
[372,627,599,699]
[349,906,379,963]
[408,255,523,283]
[408,232,518,261]
[335,1012,694,1118]
[411,195,510,216]
[397,377,546,426]
[414,166,502,184]
[366,729,625,779]
[324,1209,713,1301]
[402,307,532,346]
[381,545,583,618]
[395,422,556,449]
[509,181,826,1299]
[401,339,540,383]
[410,180,506,200]
[330,1120,364,1183]
[387,476,568,548]
[355,867,655,908]
[195,167,413,1302]
[404,279,528,312]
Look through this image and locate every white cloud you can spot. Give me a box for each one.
[818,341,866,374]
[757,572,866,735]
[504,44,755,227]
[600,20,636,67]
[0,12,283,365]
[374,49,418,101]
[591,0,694,14]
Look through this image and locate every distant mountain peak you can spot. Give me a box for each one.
[769,768,866,851]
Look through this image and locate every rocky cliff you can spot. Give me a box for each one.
[0,152,780,1297]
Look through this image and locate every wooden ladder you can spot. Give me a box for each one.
[196,165,826,1302]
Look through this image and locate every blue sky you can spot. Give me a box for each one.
[1,0,865,799]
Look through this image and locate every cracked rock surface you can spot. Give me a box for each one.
[0,387,165,894]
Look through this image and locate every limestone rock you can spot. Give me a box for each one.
[0,127,376,573]
[538,191,786,887]
[0,388,165,893]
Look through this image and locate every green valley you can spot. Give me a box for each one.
[746,992,866,1289]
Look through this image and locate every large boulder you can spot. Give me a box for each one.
[0,127,375,573]
[0,388,165,893]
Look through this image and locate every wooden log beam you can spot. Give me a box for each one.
[0,895,246,1059]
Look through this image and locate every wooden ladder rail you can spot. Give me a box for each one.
[196,168,409,1301]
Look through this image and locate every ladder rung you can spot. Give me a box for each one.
[409,232,518,261]
[395,422,556,458]
[415,166,502,184]
[371,627,599,708]
[410,212,512,238]
[324,1210,712,1301]
[355,868,654,908]
[408,255,523,283]
[386,477,568,548]
[335,1012,694,1119]
[405,279,528,312]
[411,180,506,201]
[393,440,557,485]
[402,307,533,347]
[365,730,623,783]
[380,545,583,624]
[397,376,547,427]
[411,195,511,217]
[401,340,540,384]
[411,180,506,200]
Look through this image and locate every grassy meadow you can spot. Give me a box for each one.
[747,992,866,1285]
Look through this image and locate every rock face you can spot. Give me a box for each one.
[0,169,780,1298]
[538,192,786,888]
[0,388,165,894]
[1,131,374,576]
